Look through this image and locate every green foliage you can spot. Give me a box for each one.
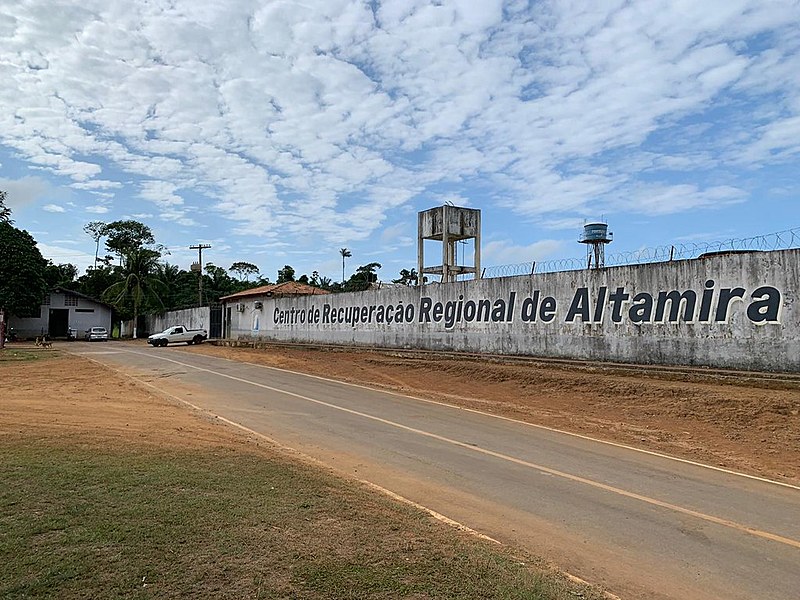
[229,261,259,281]
[74,265,119,302]
[202,263,241,304]
[339,247,352,283]
[277,265,296,283]
[103,248,166,331]
[102,220,155,257]
[393,268,419,286]
[0,190,12,224]
[43,262,78,288]
[342,262,382,292]
[83,221,107,269]
[0,222,49,316]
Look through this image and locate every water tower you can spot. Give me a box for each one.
[418,205,481,284]
[580,222,613,269]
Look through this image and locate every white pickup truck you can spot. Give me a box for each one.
[147,325,208,347]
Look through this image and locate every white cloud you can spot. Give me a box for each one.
[42,203,65,213]
[0,0,797,260]
[0,176,51,208]
[482,239,565,265]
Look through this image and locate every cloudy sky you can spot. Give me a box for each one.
[1,0,798,282]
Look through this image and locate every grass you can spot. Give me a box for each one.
[0,348,52,362]
[0,437,601,600]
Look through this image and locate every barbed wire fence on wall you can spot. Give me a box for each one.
[480,226,800,279]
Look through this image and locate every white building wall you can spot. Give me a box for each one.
[223,250,800,372]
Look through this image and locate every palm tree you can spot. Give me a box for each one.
[104,248,166,339]
[339,247,352,284]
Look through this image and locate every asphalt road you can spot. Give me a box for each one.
[71,342,800,600]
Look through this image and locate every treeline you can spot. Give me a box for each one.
[1,191,417,333]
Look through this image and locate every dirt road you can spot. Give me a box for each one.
[3,341,799,599]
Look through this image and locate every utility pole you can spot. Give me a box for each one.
[189,244,212,307]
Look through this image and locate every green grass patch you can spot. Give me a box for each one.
[0,438,600,600]
[0,349,51,362]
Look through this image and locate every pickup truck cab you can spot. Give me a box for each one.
[147,325,208,347]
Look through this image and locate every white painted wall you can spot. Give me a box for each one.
[221,249,799,372]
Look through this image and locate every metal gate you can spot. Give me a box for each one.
[209,306,222,339]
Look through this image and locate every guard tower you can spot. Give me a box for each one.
[418,205,481,284]
[579,222,613,269]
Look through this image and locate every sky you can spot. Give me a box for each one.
[1,0,799,283]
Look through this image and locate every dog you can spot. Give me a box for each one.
[35,337,52,349]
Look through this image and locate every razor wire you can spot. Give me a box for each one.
[481,226,800,279]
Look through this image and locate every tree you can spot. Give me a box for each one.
[202,263,239,304]
[0,190,12,224]
[229,261,259,282]
[393,268,418,286]
[339,247,352,284]
[103,248,166,339]
[44,262,79,288]
[277,265,296,283]
[0,222,49,348]
[103,220,155,258]
[83,221,107,270]
[343,262,381,292]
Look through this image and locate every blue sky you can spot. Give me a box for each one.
[1,0,798,283]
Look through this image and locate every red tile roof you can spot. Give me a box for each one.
[220,281,331,301]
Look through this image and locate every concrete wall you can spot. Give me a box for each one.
[144,307,211,336]
[226,249,799,372]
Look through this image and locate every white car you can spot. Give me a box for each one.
[84,326,109,341]
[147,325,207,347]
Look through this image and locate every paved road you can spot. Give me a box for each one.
[71,343,800,600]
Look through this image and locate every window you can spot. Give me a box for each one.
[75,308,95,313]
[64,295,78,306]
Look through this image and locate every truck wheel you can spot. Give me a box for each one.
[193,335,204,345]
[160,339,168,347]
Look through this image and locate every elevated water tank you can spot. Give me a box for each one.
[580,222,613,243]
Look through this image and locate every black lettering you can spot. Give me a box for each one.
[395,303,405,323]
[404,303,415,322]
[609,287,630,323]
[419,298,432,323]
[491,299,506,322]
[699,280,715,322]
[629,293,653,323]
[656,290,697,322]
[566,288,590,322]
[322,304,331,324]
[521,292,540,322]
[715,288,745,322]
[540,296,557,322]
[432,302,444,322]
[444,301,457,328]
[506,292,516,321]
[464,300,477,321]
[476,299,491,321]
[747,286,781,323]
[593,286,607,322]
